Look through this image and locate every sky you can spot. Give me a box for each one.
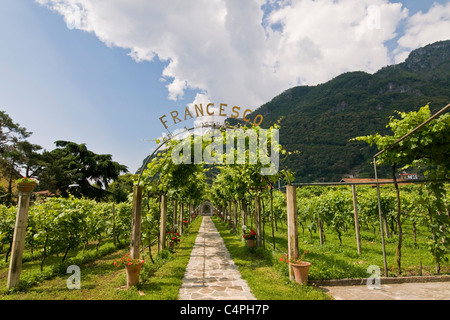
[1,0,450,174]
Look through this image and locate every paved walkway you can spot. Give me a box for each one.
[178,216,256,300]
[322,281,450,300]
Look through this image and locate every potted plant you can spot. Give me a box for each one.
[15,177,38,193]
[113,253,145,288]
[166,231,181,248]
[242,229,257,247]
[289,251,311,285]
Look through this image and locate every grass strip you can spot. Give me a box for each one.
[0,216,202,300]
[212,217,331,300]
[115,215,203,300]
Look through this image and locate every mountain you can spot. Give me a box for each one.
[227,40,450,182]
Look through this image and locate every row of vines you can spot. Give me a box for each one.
[262,183,449,274]
[0,197,132,270]
[0,194,201,270]
[210,181,450,275]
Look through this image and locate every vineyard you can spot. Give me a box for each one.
[0,104,449,299]
[225,184,450,280]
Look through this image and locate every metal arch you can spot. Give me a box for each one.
[136,122,232,186]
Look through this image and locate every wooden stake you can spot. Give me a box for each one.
[130,185,143,259]
[159,194,167,251]
[179,202,184,235]
[254,195,262,247]
[112,204,116,246]
[352,185,362,255]
[7,188,33,289]
[233,200,238,233]
[286,185,298,280]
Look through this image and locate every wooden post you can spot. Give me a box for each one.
[318,218,324,245]
[233,200,237,233]
[112,204,116,246]
[179,202,184,235]
[255,195,262,247]
[228,201,232,224]
[374,159,388,277]
[7,185,34,289]
[241,200,247,226]
[173,199,177,230]
[352,185,362,255]
[130,185,143,259]
[286,185,299,280]
[159,194,167,251]
[270,189,276,251]
[241,199,247,241]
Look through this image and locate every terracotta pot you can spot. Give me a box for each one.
[290,261,311,285]
[17,182,37,193]
[246,239,256,248]
[168,241,175,248]
[125,263,142,288]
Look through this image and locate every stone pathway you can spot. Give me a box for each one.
[322,281,450,300]
[178,216,256,300]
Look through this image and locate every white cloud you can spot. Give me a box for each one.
[394,2,450,63]
[36,0,416,112]
[265,0,408,84]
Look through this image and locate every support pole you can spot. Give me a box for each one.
[112,204,116,246]
[254,195,262,247]
[374,159,388,277]
[130,185,143,259]
[159,194,167,251]
[241,200,247,242]
[7,185,34,290]
[179,202,184,235]
[286,185,299,280]
[352,184,362,255]
[270,189,276,251]
[173,199,177,230]
[233,200,237,233]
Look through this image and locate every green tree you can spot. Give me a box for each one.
[354,104,450,273]
[107,173,136,203]
[0,111,42,204]
[38,141,128,200]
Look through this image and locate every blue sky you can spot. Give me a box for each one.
[1,0,449,174]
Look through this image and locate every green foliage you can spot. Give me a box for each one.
[0,110,40,205]
[232,40,450,182]
[0,197,132,268]
[140,135,206,206]
[106,173,136,203]
[354,103,450,271]
[37,141,128,200]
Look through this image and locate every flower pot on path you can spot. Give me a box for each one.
[290,261,311,285]
[125,263,143,288]
[246,239,256,248]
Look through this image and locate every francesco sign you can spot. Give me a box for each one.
[159,102,264,129]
